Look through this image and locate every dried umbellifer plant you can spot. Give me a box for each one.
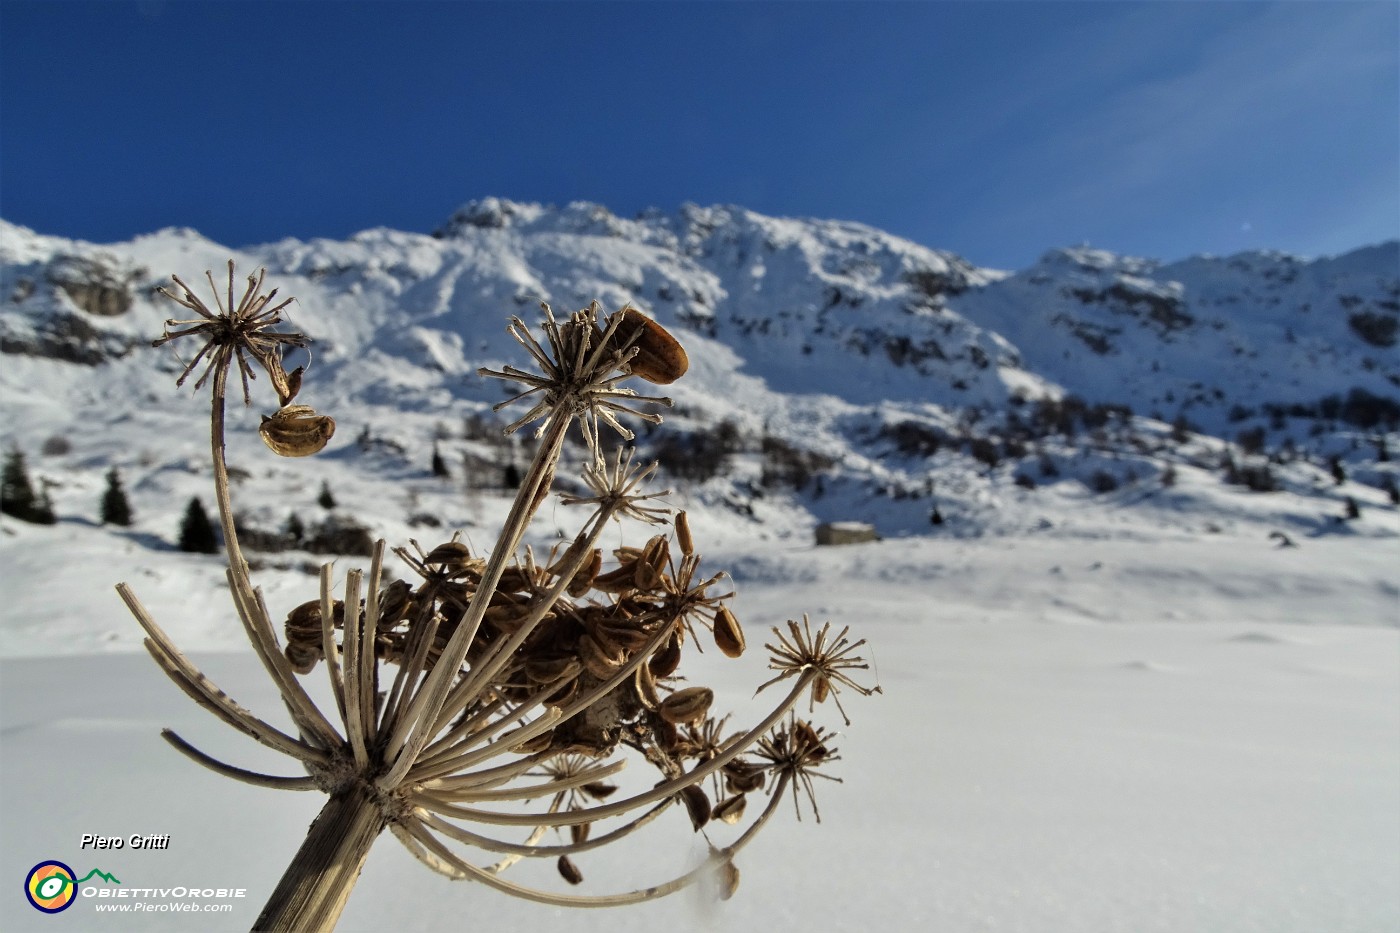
[117,262,879,932]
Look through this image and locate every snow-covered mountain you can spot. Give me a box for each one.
[1,198,1397,575]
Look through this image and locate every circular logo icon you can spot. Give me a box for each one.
[25,861,78,913]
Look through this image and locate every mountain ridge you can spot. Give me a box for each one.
[2,201,1397,551]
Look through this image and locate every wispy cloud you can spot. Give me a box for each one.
[962,1,1398,259]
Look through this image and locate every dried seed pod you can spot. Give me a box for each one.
[524,656,581,685]
[423,541,471,567]
[578,632,624,679]
[375,579,414,629]
[634,535,669,590]
[713,794,747,825]
[793,719,829,759]
[284,641,322,675]
[675,510,694,556]
[284,598,325,636]
[811,676,831,706]
[724,761,766,794]
[567,548,602,598]
[679,784,711,830]
[495,566,535,595]
[483,604,529,634]
[580,781,618,800]
[635,558,661,591]
[557,855,583,886]
[712,605,745,658]
[569,822,590,845]
[267,357,304,407]
[635,662,661,710]
[648,630,683,678]
[258,405,335,457]
[592,560,641,594]
[718,858,740,901]
[659,686,713,725]
[593,618,654,653]
[607,306,689,385]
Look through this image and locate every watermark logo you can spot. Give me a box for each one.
[23,861,121,914]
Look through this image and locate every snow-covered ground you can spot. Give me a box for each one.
[2,205,1397,929]
[3,524,1397,932]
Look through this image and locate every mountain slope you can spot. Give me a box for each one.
[1,200,1396,562]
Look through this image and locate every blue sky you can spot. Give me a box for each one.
[1,1,1395,270]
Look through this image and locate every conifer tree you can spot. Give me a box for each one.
[178,496,218,553]
[283,511,306,546]
[1,447,56,524]
[317,480,337,510]
[101,467,134,526]
[431,443,450,479]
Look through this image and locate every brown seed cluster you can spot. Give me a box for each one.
[284,519,745,767]
[127,282,876,921]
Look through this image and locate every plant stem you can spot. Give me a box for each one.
[252,785,388,933]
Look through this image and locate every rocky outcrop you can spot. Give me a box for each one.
[0,310,143,364]
[45,253,144,317]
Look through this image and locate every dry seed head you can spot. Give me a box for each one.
[153,262,309,406]
[758,615,880,726]
[478,302,673,461]
[755,717,845,822]
[129,278,877,917]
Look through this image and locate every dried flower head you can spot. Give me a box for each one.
[119,281,876,929]
[753,716,843,822]
[479,301,674,462]
[154,261,309,406]
[559,446,672,524]
[757,615,881,725]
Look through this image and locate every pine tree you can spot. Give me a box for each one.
[317,480,337,510]
[432,444,450,479]
[503,462,522,489]
[178,497,218,553]
[283,511,306,546]
[101,467,134,526]
[1,447,56,524]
